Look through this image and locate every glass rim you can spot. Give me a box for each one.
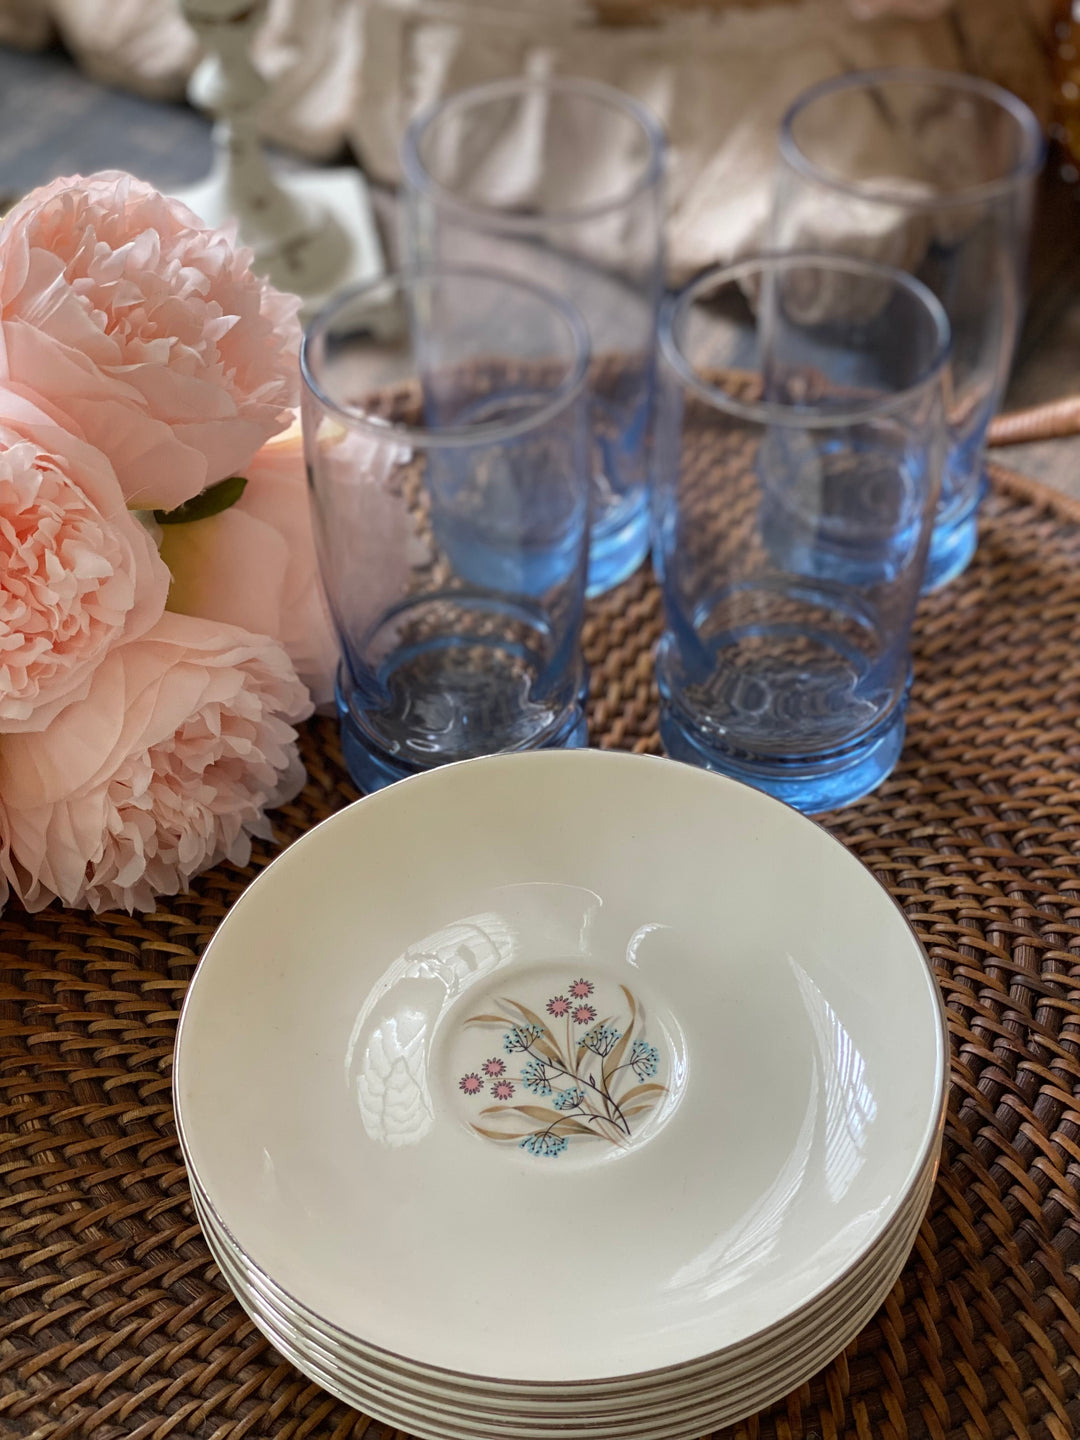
[660,251,951,430]
[778,66,1044,211]
[300,266,591,450]
[401,75,666,231]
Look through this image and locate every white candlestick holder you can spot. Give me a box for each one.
[174,0,382,316]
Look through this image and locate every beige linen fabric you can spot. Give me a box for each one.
[0,0,1054,280]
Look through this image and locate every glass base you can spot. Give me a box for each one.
[922,471,987,593]
[659,697,906,815]
[587,488,650,597]
[337,676,589,793]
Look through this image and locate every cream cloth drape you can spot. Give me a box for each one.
[0,0,1054,281]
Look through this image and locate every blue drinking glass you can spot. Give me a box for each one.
[653,254,950,813]
[301,268,592,792]
[771,68,1042,591]
[400,76,665,598]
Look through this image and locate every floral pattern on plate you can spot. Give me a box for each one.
[458,978,666,1157]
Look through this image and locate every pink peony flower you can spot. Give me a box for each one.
[159,417,338,707]
[0,383,169,731]
[0,171,300,511]
[0,611,312,913]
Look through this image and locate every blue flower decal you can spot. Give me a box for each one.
[521,1058,553,1096]
[630,1040,659,1079]
[520,1133,568,1157]
[503,1023,543,1054]
[580,1024,621,1058]
[554,1086,586,1111]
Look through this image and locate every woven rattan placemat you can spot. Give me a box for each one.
[5,461,1080,1440]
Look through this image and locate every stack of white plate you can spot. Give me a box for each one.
[175,750,947,1440]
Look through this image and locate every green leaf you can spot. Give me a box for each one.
[154,475,247,526]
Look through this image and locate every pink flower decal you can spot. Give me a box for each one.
[547,995,570,1017]
[569,979,594,999]
[573,1004,597,1026]
[459,1073,483,1096]
[491,1080,515,1101]
[482,1058,505,1078]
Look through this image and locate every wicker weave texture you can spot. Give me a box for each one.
[989,398,1080,447]
[5,464,1080,1440]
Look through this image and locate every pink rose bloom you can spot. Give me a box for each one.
[0,611,313,913]
[159,417,338,707]
[0,170,300,511]
[0,383,169,731]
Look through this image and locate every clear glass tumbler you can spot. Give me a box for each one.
[771,69,1042,592]
[301,269,592,792]
[653,254,950,814]
[400,76,665,598]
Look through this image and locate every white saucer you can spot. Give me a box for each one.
[188,1142,938,1405]
[175,750,947,1386]
[194,1170,935,1439]
[192,1149,936,1433]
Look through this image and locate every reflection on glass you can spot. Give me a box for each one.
[347,914,515,1147]
[344,885,603,1148]
[666,1067,819,1301]
[664,955,879,1302]
[790,958,878,1203]
[355,1007,435,1148]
